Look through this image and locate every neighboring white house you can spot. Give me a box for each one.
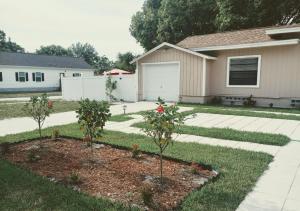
[0,52,94,92]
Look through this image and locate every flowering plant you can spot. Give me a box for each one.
[142,98,184,184]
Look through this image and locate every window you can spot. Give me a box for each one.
[15,72,29,82]
[0,72,2,82]
[227,55,261,87]
[32,72,44,82]
[73,73,81,77]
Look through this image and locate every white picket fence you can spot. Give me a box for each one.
[61,74,138,102]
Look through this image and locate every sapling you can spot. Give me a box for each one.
[142,98,184,184]
[23,94,53,142]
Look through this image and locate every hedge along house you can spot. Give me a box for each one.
[0,52,94,93]
[132,24,300,108]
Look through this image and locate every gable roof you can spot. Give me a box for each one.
[131,42,216,64]
[0,52,93,69]
[177,24,300,50]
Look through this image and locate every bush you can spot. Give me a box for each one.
[23,94,53,139]
[140,184,153,206]
[243,95,256,107]
[68,171,81,185]
[210,96,222,105]
[105,75,117,102]
[142,98,184,184]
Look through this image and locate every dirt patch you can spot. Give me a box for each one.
[4,139,217,210]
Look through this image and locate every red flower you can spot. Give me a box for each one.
[47,101,53,109]
[156,105,164,113]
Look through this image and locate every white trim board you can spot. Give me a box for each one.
[130,42,216,64]
[190,39,300,52]
[226,55,262,88]
[266,27,300,35]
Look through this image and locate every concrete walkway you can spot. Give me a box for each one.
[0,101,158,136]
[185,113,300,141]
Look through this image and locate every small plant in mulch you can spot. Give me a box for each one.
[0,142,10,156]
[131,144,141,159]
[23,94,53,143]
[142,98,184,185]
[140,184,154,207]
[68,171,81,185]
[27,150,40,162]
[51,129,60,141]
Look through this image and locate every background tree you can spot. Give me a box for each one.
[114,52,137,72]
[36,45,72,56]
[130,0,300,50]
[0,30,24,53]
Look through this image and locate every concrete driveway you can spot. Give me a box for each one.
[0,101,158,136]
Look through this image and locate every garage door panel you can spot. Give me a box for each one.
[143,63,180,102]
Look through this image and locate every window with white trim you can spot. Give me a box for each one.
[0,72,2,82]
[32,72,44,82]
[227,56,261,87]
[73,73,81,77]
[15,72,29,82]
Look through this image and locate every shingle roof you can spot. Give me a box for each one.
[0,52,92,69]
[177,24,300,49]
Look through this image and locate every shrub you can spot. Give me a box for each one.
[23,94,53,140]
[210,96,222,105]
[243,95,256,107]
[140,185,153,206]
[76,99,111,154]
[142,98,184,184]
[51,129,60,141]
[269,103,274,108]
[131,144,141,159]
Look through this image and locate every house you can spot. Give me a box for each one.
[132,24,300,107]
[105,69,132,75]
[0,52,94,92]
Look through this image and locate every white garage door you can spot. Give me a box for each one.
[143,62,180,102]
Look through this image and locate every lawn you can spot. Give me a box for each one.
[180,103,300,121]
[0,91,62,99]
[0,100,80,120]
[0,123,273,211]
[132,122,290,146]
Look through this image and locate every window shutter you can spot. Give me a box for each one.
[42,73,44,81]
[26,73,29,81]
[15,72,19,81]
[0,72,2,82]
[32,73,36,81]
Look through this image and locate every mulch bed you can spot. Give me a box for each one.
[3,138,218,210]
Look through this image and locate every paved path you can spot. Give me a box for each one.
[185,113,300,141]
[0,95,62,102]
[0,102,158,136]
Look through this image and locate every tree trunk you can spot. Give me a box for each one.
[160,148,163,185]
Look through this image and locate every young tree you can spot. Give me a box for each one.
[23,94,53,140]
[142,98,184,184]
[76,99,111,154]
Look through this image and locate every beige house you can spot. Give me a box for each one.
[132,24,300,107]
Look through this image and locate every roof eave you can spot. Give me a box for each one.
[189,39,300,52]
[130,42,216,64]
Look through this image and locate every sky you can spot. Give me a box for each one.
[0,0,145,59]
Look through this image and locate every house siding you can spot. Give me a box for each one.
[137,48,204,100]
[208,45,300,99]
[0,66,94,92]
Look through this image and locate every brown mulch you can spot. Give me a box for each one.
[4,139,217,210]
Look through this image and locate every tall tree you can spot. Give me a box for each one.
[114,52,137,72]
[36,45,72,56]
[0,30,24,53]
[130,0,300,50]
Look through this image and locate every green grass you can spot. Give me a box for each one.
[109,114,134,122]
[180,103,300,121]
[0,124,273,211]
[133,122,290,146]
[0,91,61,99]
[0,100,79,120]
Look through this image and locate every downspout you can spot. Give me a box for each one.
[202,58,207,97]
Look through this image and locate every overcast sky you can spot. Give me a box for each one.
[0,0,144,59]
